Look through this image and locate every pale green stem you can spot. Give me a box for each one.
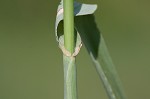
[63,0,77,99]
[63,55,77,99]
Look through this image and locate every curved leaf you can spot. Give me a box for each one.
[75,14,126,99]
[55,1,97,51]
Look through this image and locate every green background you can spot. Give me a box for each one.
[0,0,150,99]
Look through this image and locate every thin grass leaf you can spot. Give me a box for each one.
[75,14,126,99]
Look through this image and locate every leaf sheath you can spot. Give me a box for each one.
[63,55,77,99]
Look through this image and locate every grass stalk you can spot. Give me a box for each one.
[63,0,77,99]
[63,55,77,99]
[64,0,74,53]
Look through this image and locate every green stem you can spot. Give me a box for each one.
[63,55,77,99]
[63,0,77,99]
[63,0,74,53]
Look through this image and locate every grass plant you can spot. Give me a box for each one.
[55,0,126,99]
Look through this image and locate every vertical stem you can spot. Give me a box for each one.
[63,1,77,99]
[63,55,77,99]
[63,0,74,53]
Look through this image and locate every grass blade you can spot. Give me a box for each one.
[75,15,126,99]
[93,37,126,99]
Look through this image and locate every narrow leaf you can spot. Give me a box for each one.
[75,15,126,99]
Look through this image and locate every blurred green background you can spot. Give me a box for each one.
[0,0,150,99]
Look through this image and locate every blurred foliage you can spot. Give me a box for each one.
[0,0,150,99]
